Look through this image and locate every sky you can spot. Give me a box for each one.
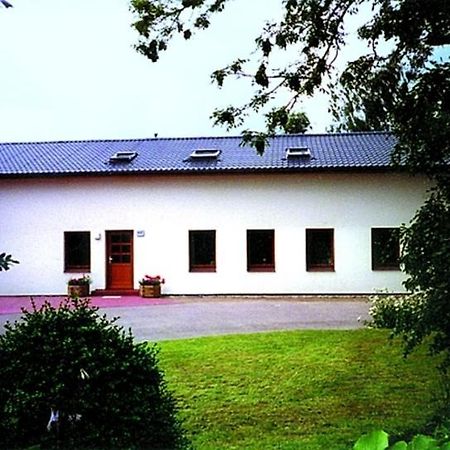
[0,0,358,143]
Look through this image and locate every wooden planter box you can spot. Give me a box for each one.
[67,284,90,298]
[139,284,161,298]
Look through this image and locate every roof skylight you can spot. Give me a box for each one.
[285,147,311,158]
[109,151,138,163]
[189,148,221,159]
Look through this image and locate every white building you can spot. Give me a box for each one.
[0,132,428,296]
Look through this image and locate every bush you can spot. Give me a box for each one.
[366,292,428,356]
[367,292,426,330]
[0,297,189,450]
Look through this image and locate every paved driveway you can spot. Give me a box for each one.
[112,299,369,341]
[0,296,370,341]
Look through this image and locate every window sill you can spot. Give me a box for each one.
[372,267,401,271]
[64,268,91,273]
[248,267,276,272]
[306,267,335,272]
[190,267,216,273]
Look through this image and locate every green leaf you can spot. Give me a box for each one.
[408,435,439,450]
[255,62,269,88]
[390,441,408,450]
[354,430,389,450]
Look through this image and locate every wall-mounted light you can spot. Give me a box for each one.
[94,233,102,241]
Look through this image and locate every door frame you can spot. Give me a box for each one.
[105,230,134,290]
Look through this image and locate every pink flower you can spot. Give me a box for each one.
[140,274,165,286]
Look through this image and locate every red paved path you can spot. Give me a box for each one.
[0,295,176,315]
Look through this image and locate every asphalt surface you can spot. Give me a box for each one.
[0,297,370,342]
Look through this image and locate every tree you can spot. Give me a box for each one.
[130,0,449,150]
[0,297,188,450]
[130,0,450,367]
[399,183,450,369]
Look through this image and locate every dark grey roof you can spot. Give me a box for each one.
[0,132,397,177]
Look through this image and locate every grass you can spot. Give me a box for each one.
[157,329,443,450]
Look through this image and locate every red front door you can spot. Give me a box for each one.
[106,230,134,290]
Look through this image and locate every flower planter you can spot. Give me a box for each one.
[139,284,161,298]
[67,284,90,298]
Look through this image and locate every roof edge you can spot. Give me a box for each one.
[0,165,405,180]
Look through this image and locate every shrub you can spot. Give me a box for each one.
[367,292,426,329]
[0,297,189,450]
[366,292,428,356]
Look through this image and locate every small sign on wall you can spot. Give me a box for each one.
[136,230,145,238]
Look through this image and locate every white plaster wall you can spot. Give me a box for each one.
[0,172,429,295]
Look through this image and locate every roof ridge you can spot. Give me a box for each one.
[303,130,392,137]
[0,137,153,146]
[0,130,392,147]
[0,135,244,146]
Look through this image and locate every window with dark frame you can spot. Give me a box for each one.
[64,231,91,272]
[371,227,400,270]
[247,229,275,272]
[189,230,216,272]
[306,229,334,271]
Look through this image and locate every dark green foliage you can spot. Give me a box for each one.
[130,0,448,151]
[238,110,310,155]
[367,292,427,352]
[0,297,188,450]
[367,182,450,371]
[391,65,450,175]
[265,109,310,134]
[283,111,310,134]
[400,182,450,370]
[0,252,19,271]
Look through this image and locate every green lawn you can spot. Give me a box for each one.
[158,329,442,450]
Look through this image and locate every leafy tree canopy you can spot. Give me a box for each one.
[131,0,450,369]
[130,0,449,164]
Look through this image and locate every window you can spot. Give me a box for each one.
[247,229,275,272]
[189,230,216,272]
[64,231,90,272]
[306,229,334,271]
[108,231,133,264]
[371,228,400,270]
[109,151,138,163]
[189,149,221,159]
[285,147,312,158]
